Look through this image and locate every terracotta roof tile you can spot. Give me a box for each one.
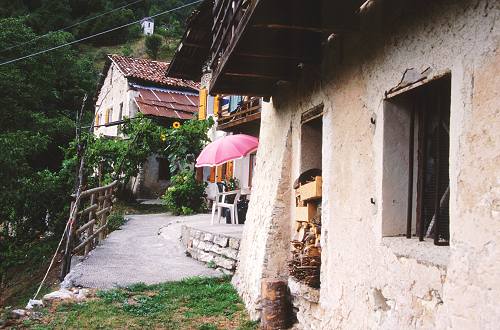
[109,54,199,91]
[135,87,199,120]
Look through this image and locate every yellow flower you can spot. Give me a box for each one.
[172,121,181,129]
[160,133,167,142]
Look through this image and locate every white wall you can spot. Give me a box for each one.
[233,0,500,328]
[94,62,136,137]
[141,20,154,35]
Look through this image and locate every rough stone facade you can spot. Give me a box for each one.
[232,1,500,328]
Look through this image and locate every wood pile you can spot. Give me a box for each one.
[289,176,322,289]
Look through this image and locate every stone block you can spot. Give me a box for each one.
[198,240,214,252]
[229,238,240,250]
[223,247,239,260]
[197,251,216,263]
[193,230,202,239]
[213,235,229,247]
[192,238,200,248]
[187,247,199,259]
[203,232,214,242]
[42,289,75,305]
[10,309,27,319]
[210,244,224,255]
[214,255,235,270]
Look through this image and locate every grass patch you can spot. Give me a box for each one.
[25,276,257,330]
[112,200,167,216]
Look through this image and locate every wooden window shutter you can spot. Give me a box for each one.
[216,165,223,182]
[199,88,207,120]
[226,161,234,180]
[105,108,110,124]
[209,167,215,183]
[95,112,99,127]
[214,95,221,117]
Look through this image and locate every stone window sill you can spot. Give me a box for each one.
[382,236,450,269]
[288,277,320,304]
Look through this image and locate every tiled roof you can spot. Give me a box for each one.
[134,86,199,120]
[109,54,199,91]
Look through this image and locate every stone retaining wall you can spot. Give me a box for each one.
[181,225,240,274]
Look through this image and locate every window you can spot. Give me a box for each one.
[94,111,99,127]
[117,103,124,134]
[300,106,323,173]
[199,88,207,120]
[118,103,123,121]
[105,108,112,125]
[158,158,170,181]
[382,75,451,246]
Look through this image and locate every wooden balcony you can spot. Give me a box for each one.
[166,0,363,96]
[217,97,261,130]
[208,0,362,96]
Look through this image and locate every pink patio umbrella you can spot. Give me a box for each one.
[195,134,259,167]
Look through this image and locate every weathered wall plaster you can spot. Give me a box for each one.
[233,0,500,328]
[94,63,166,198]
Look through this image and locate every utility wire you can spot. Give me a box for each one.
[0,0,144,54]
[0,0,202,67]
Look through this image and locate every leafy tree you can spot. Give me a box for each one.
[145,34,163,59]
[0,18,96,248]
[162,117,214,175]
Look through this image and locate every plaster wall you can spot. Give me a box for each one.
[234,156,251,190]
[233,0,500,328]
[94,62,131,137]
[94,63,165,198]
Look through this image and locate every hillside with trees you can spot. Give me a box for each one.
[0,0,198,307]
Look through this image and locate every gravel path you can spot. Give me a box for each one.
[66,213,220,289]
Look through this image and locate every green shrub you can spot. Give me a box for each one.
[107,212,125,232]
[145,34,163,59]
[162,169,206,215]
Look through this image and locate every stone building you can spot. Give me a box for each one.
[140,17,154,35]
[94,54,199,198]
[167,0,500,328]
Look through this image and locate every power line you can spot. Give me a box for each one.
[0,0,202,67]
[0,0,144,54]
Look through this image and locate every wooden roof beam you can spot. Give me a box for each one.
[224,72,291,82]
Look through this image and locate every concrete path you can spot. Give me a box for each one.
[66,213,221,289]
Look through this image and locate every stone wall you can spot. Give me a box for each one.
[181,225,241,274]
[233,0,500,328]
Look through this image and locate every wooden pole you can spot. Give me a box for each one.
[261,279,292,330]
[417,107,427,241]
[406,108,415,239]
[84,193,96,256]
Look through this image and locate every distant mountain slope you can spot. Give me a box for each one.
[0,0,197,68]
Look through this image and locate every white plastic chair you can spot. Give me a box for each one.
[211,187,241,225]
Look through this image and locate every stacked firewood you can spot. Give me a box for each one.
[289,176,322,288]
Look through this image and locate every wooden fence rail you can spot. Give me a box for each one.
[60,180,118,279]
